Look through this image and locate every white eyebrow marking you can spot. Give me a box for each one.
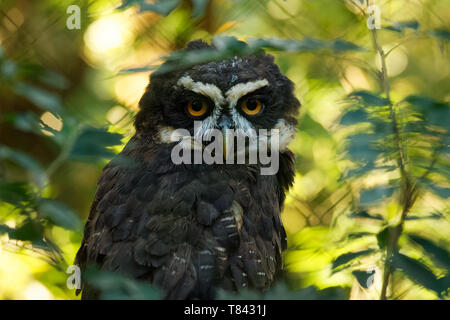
[225,79,269,108]
[225,79,269,134]
[176,75,225,140]
[177,75,225,105]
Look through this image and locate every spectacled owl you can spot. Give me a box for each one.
[75,39,300,299]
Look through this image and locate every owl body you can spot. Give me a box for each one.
[75,40,300,299]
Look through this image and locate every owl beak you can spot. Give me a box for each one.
[222,129,232,160]
[218,115,233,160]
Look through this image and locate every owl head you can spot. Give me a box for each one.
[135,39,300,170]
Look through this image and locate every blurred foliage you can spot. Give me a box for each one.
[0,0,448,300]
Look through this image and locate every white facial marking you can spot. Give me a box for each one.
[225,79,269,133]
[176,75,226,139]
[273,118,296,151]
[225,79,269,108]
[172,77,290,150]
[176,75,225,106]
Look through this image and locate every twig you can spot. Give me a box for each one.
[369,27,418,300]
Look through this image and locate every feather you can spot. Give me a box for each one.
[196,201,220,225]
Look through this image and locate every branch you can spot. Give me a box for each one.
[369,27,417,300]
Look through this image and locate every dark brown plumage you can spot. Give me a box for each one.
[75,39,300,299]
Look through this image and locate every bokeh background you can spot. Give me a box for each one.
[0,0,448,300]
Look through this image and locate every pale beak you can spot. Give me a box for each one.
[218,115,233,161]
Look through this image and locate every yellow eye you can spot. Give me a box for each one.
[241,98,263,116]
[186,99,208,117]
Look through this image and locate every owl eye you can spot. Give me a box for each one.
[186,99,209,118]
[240,98,264,116]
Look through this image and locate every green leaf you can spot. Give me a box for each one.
[385,20,420,33]
[38,69,70,90]
[349,210,384,221]
[13,83,63,114]
[428,185,450,198]
[347,90,389,106]
[331,39,366,52]
[406,212,444,221]
[249,37,366,53]
[407,234,450,270]
[0,224,14,236]
[8,219,44,242]
[84,268,162,300]
[38,198,82,230]
[346,133,380,164]
[393,252,448,297]
[0,182,32,206]
[192,0,209,17]
[360,186,394,205]
[0,146,47,187]
[340,109,369,125]
[5,112,58,136]
[0,59,17,80]
[346,232,375,240]
[69,127,123,162]
[428,29,450,41]
[218,282,348,300]
[403,95,449,129]
[352,269,377,289]
[418,177,450,199]
[127,36,365,75]
[124,0,180,16]
[332,249,377,270]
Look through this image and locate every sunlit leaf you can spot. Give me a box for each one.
[347,90,389,107]
[403,95,449,129]
[84,268,162,300]
[39,198,82,231]
[4,112,58,137]
[393,252,448,297]
[349,210,384,221]
[128,36,366,75]
[139,0,180,15]
[385,20,420,33]
[218,282,348,300]
[13,82,63,114]
[0,224,14,236]
[38,69,70,90]
[340,109,369,125]
[0,182,32,206]
[119,0,180,16]
[428,29,450,41]
[8,219,44,242]
[405,213,444,221]
[0,59,17,80]
[418,177,450,199]
[407,234,450,270]
[192,0,209,17]
[69,127,123,162]
[332,249,377,270]
[249,37,366,53]
[428,185,450,198]
[346,232,375,240]
[346,133,381,166]
[0,145,47,187]
[360,186,395,205]
[352,269,377,289]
